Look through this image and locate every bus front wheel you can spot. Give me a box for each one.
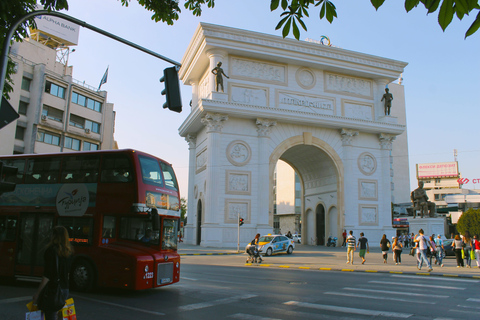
[71,259,95,292]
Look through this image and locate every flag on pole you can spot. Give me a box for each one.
[98,66,109,90]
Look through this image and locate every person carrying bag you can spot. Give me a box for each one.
[33,226,74,320]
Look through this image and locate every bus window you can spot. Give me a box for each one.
[162,219,178,250]
[119,217,159,245]
[102,216,116,238]
[25,157,61,184]
[139,156,163,186]
[58,217,93,246]
[0,216,17,241]
[1,159,25,184]
[100,155,133,183]
[61,156,99,183]
[160,163,178,191]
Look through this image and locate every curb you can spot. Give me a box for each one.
[243,263,480,280]
[179,252,242,256]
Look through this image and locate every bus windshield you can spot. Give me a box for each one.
[119,216,160,245]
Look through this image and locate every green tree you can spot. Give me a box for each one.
[2,0,479,97]
[180,197,187,223]
[456,208,480,236]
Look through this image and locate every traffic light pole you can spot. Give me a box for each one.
[0,10,181,115]
[237,211,240,253]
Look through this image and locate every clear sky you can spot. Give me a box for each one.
[59,0,479,199]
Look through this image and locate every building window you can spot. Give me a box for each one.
[36,130,60,146]
[18,101,28,115]
[434,194,441,201]
[71,91,102,112]
[42,105,64,122]
[85,120,100,133]
[83,141,98,151]
[435,179,441,184]
[45,81,66,99]
[15,126,25,140]
[21,77,31,91]
[64,136,81,151]
[69,114,84,129]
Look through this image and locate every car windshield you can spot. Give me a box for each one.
[259,236,274,242]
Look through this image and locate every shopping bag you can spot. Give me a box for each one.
[470,249,475,261]
[461,248,465,259]
[25,310,43,320]
[61,298,77,320]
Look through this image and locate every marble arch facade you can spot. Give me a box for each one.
[179,23,410,247]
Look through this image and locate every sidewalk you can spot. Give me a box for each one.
[178,242,480,279]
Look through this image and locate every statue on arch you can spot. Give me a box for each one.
[212,62,229,92]
[381,87,393,115]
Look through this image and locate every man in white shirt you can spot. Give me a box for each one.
[414,229,432,272]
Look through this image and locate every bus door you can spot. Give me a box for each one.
[0,215,18,276]
[15,213,54,276]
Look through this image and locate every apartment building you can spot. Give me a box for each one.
[0,36,116,156]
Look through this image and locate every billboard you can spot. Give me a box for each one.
[33,14,79,46]
[416,161,458,179]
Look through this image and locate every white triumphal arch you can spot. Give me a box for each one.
[179,23,409,247]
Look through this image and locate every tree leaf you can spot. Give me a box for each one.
[438,0,455,31]
[465,10,480,38]
[293,19,300,39]
[326,2,334,22]
[405,0,420,12]
[283,17,292,37]
[320,2,326,19]
[426,0,440,13]
[370,0,386,10]
[297,17,308,30]
[281,0,288,10]
[454,0,469,15]
[275,15,290,30]
[271,0,280,10]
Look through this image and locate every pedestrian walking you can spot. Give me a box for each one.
[428,235,437,266]
[357,232,369,265]
[452,234,464,267]
[342,229,347,247]
[434,234,445,267]
[473,235,480,268]
[414,229,432,272]
[379,234,391,264]
[392,236,403,265]
[346,231,356,264]
[463,232,473,268]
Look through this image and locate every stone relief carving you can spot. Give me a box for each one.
[226,140,251,166]
[359,179,378,200]
[226,171,251,195]
[379,133,396,150]
[231,86,267,106]
[201,113,228,132]
[226,200,250,222]
[199,71,210,100]
[359,205,378,225]
[340,128,359,146]
[278,91,334,114]
[358,152,377,176]
[196,148,207,173]
[296,67,316,89]
[256,118,276,137]
[231,57,286,83]
[325,73,373,98]
[343,102,374,121]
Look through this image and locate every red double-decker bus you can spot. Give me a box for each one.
[0,149,180,291]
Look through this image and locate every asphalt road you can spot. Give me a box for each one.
[1,255,480,320]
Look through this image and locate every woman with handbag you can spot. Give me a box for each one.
[392,236,403,265]
[33,226,74,320]
[452,234,464,268]
[463,233,473,268]
[379,234,391,264]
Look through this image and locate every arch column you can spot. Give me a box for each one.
[201,113,228,225]
[256,118,276,228]
[379,133,396,228]
[184,134,197,244]
[340,128,359,233]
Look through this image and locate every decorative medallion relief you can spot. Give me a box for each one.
[325,72,373,99]
[225,199,251,223]
[359,204,378,226]
[226,140,251,166]
[230,57,286,84]
[342,100,374,121]
[196,147,207,173]
[358,179,378,201]
[295,67,316,89]
[277,90,335,115]
[226,170,251,195]
[358,152,377,176]
[230,85,268,106]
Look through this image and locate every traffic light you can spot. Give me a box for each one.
[0,161,18,195]
[239,217,244,226]
[160,66,182,113]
